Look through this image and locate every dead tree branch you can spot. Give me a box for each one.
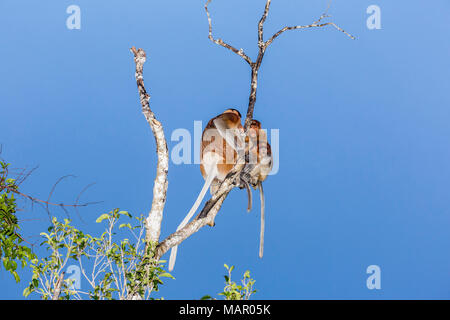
[0,159,100,217]
[205,0,253,65]
[130,47,169,245]
[206,0,354,129]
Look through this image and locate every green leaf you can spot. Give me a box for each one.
[12,271,20,283]
[3,258,9,269]
[10,260,17,271]
[118,211,132,218]
[23,287,31,297]
[96,213,110,223]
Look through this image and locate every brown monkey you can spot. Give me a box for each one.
[168,108,244,271]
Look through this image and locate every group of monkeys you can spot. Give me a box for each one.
[169,108,273,271]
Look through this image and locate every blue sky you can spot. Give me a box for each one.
[1,0,450,299]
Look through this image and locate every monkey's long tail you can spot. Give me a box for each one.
[168,165,218,272]
[258,181,265,259]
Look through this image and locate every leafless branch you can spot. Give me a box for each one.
[205,0,354,129]
[3,186,100,216]
[258,0,271,47]
[14,165,39,187]
[205,0,253,65]
[45,175,76,219]
[130,47,169,245]
[0,159,101,224]
[266,21,355,47]
[74,182,96,223]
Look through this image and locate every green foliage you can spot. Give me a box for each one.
[24,209,173,300]
[202,264,257,300]
[1,159,259,300]
[0,161,35,282]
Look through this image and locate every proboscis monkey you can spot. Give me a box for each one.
[241,119,272,258]
[168,109,244,271]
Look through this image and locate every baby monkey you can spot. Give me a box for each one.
[241,119,272,258]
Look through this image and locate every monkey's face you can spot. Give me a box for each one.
[250,119,261,129]
[248,119,262,140]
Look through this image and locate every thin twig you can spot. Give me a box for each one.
[266,21,355,47]
[74,182,97,223]
[205,0,253,65]
[258,0,272,47]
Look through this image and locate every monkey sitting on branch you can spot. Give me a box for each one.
[168,109,273,271]
[169,108,245,271]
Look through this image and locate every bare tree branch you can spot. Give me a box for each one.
[258,0,272,48]
[74,182,96,223]
[265,1,355,46]
[5,188,99,212]
[0,161,99,220]
[266,21,355,47]
[46,175,76,219]
[205,0,253,65]
[130,47,169,245]
[205,0,354,129]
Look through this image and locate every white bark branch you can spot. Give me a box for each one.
[130,47,169,245]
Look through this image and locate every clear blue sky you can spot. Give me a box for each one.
[1,0,450,299]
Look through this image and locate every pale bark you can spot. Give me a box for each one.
[131,47,169,245]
